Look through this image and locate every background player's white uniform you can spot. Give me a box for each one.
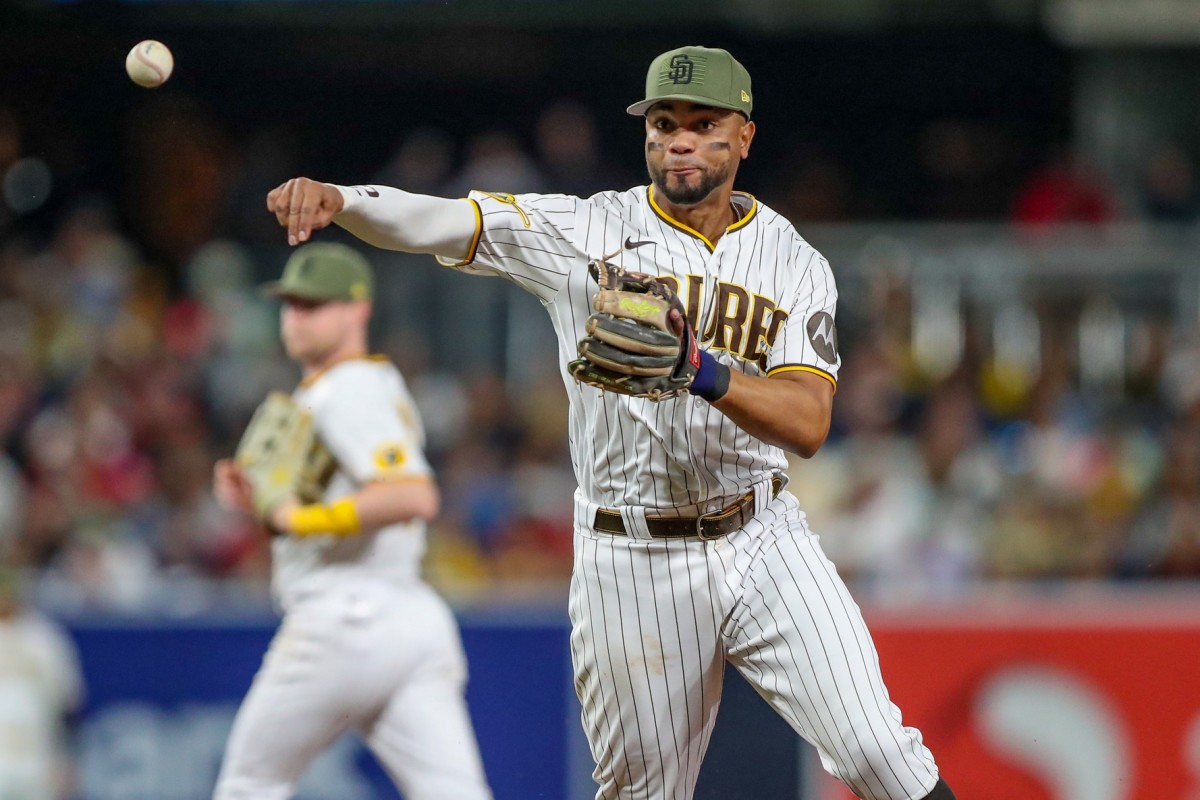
[430,186,942,800]
[213,358,491,800]
[0,608,84,800]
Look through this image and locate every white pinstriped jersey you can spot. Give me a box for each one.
[272,357,433,610]
[420,184,941,800]
[330,180,940,800]
[442,185,840,512]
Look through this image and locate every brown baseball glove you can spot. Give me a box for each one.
[567,258,701,401]
[234,392,336,519]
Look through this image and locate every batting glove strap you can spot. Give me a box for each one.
[691,349,731,402]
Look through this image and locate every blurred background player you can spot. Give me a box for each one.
[210,243,491,800]
[0,565,84,800]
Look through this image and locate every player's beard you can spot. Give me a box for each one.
[648,157,736,206]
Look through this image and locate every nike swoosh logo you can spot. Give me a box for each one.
[624,237,655,250]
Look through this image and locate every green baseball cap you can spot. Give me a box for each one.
[626,45,753,119]
[261,243,374,302]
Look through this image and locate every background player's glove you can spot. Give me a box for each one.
[568,259,711,401]
[234,392,336,519]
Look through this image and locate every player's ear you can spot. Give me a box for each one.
[353,300,373,326]
[739,120,756,159]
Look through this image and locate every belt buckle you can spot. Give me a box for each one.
[695,491,751,540]
[695,511,724,541]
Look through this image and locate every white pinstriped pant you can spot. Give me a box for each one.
[568,490,940,800]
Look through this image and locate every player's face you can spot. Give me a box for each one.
[279,297,356,363]
[645,102,755,206]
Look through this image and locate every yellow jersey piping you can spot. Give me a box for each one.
[647,186,758,252]
[766,363,837,390]
[435,198,483,268]
[299,354,390,389]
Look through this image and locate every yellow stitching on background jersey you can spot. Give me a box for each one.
[478,191,531,228]
[298,354,390,389]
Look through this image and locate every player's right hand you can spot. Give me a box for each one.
[267,177,345,246]
[213,458,256,515]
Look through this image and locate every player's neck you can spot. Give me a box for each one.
[301,340,369,378]
[654,185,738,246]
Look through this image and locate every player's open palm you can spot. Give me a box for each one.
[267,177,344,246]
[213,458,256,515]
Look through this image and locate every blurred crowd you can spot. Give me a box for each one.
[1,94,1200,612]
[792,284,1200,600]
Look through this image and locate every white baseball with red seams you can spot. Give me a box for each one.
[125,40,173,88]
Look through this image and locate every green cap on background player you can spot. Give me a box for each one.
[261,243,375,302]
[626,45,753,119]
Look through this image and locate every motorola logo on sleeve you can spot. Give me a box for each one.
[806,312,839,362]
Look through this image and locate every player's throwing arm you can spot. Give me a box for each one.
[267,178,344,246]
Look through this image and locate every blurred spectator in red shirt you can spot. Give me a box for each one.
[1012,147,1115,225]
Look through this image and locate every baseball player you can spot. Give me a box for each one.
[0,566,84,800]
[210,244,492,800]
[264,46,955,800]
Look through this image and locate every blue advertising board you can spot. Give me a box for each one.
[63,608,802,799]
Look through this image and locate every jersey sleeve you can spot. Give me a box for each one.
[308,368,432,485]
[436,191,580,303]
[764,249,841,388]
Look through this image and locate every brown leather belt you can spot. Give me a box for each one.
[593,475,784,541]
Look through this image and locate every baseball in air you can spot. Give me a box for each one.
[125,40,174,88]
